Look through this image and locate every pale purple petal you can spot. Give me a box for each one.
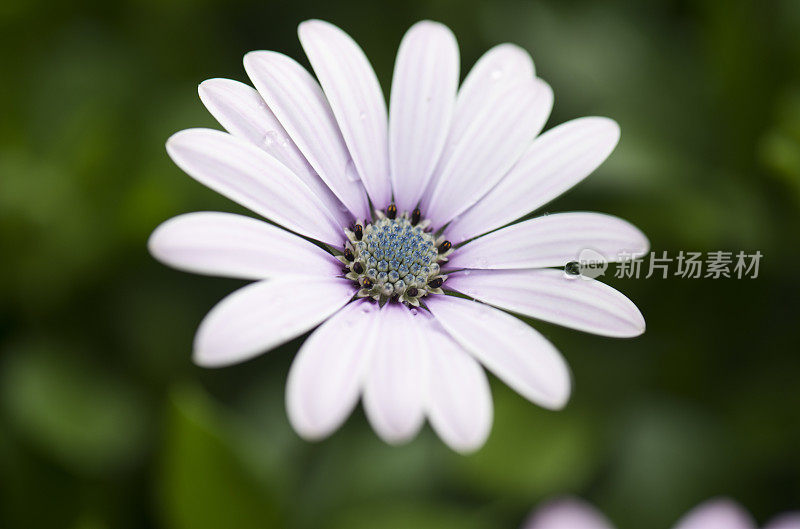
[243,51,370,219]
[166,128,345,246]
[523,498,615,529]
[456,43,535,109]
[437,43,536,182]
[148,212,341,280]
[362,304,427,444]
[422,78,554,227]
[448,212,649,270]
[447,117,621,243]
[198,78,352,228]
[298,20,391,208]
[764,513,800,529]
[673,499,756,529]
[425,295,571,409]
[286,299,378,440]
[389,20,459,213]
[193,277,354,367]
[446,269,645,338]
[424,319,492,453]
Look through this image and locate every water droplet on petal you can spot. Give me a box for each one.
[264,130,280,147]
[345,159,359,182]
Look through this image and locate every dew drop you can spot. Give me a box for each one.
[565,261,581,276]
[263,130,280,147]
[345,159,359,182]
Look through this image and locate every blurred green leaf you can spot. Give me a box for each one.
[329,500,494,529]
[0,341,150,476]
[600,399,731,529]
[158,384,282,529]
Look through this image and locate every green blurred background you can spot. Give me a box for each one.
[1,0,799,528]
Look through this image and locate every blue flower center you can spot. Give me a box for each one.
[341,208,451,305]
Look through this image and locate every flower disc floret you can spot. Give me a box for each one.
[340,207,451,306]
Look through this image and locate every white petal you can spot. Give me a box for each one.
[388,21,459,213]
[448,212,649,270]
[362,304,427,444]
[447,117,621,243]
[422,78,554,227]
[198,78,352,228]
[446,269,645,338]
[764,513,800,529]
[299,20,391,208]
[424,320,493,453]
[425,295,571,409]
[523,498,615,529]
[193,277,354,367]
[243,51,370,219]
[444,43,536,166]
[148,212,341,280]
[286,299,379,440]
[673,499,756,529]
[166,128,345,246]
[456,43,535,113]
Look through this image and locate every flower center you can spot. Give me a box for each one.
[339,206,452,306]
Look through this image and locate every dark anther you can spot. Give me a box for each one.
[343,247,354,261]
[342,267,351,275]
[352,262,364,274]
[362,277,374,289]
[411,208,421,225]
[386,204,397,219]
[438,240,452,253]
[354,224,363,240]
[565,261,581,276]
[406,286,419,297]
[428,277,444,289]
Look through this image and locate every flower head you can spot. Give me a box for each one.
[523,497,800,529]
[149,19,649,452]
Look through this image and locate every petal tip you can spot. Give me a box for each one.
[625,306,647,338]
[146,221,170,262]
[448,439,487,455]
[242,50,272,70]
[191,347,226,369]
[298,18,332,33]
[542,386,572,411]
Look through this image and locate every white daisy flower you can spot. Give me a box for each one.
[523,497,800,529]
[149,19,649,453]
